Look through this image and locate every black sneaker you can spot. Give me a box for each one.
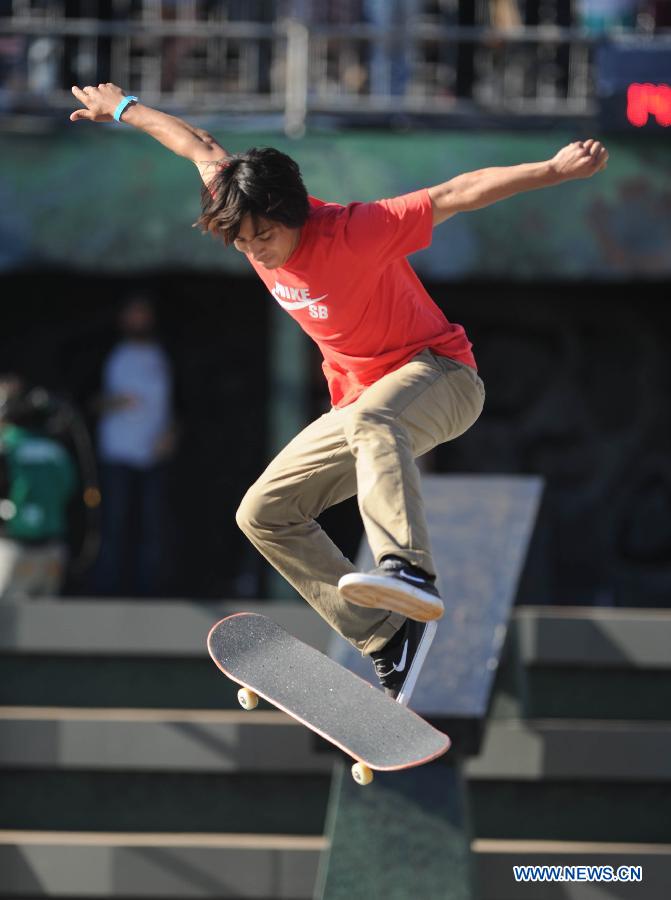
[338,557,444,622]
[370,618,438,704]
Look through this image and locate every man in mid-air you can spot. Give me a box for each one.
[70,82,607,703]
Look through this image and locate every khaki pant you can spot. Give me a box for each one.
[236,349,485,655]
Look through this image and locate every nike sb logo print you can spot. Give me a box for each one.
[271,281,329,317]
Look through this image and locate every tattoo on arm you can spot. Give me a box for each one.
[195,156,229,186]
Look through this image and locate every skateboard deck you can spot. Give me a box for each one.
[207,613,450,784]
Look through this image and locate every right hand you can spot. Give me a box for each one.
[549,139,608,181]
[70,83,128,123]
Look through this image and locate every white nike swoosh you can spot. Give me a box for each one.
[400,571,427,585]
[392,640,409,673]
[272,292,328,310]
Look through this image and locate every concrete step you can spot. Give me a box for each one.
[473,839,671,900]
[0,768,330,834]
[465,719,671,781]
[488,607,671,721]
[0,600,333,656]
[0,706,333,773]
[0,600,333,709]
[468,779,671,845]
[466,718,671,844]
[518,666,671,720]
[0,830,326,898]
[0,652,236,708]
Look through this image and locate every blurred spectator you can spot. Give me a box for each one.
[159,0,198,94]
[364,0,418,95]
[0,375,77,599]
[575,0,642,33]
[482,0,523,94]
[0,36,25,113]
[63,1,114,90]
[456,0,523,104]
[652,0,671,27]
[0,1,22,111]
[93,295,176,597]
[27,37,58,98]
[288,0,362,22]
[489,0,522,29]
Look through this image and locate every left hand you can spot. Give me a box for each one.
[70,83,127,123]
[549,139,609,181]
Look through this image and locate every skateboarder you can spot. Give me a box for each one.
[70,83,608,701]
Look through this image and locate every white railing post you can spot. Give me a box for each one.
[284,18,308,138]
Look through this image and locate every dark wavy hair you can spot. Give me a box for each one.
[198,147,310,245]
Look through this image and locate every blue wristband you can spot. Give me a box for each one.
[113,95,139,123]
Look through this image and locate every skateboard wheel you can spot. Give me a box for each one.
[351,762,374,786]
[237,688,259,710]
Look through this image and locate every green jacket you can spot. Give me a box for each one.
[0,425,77,541]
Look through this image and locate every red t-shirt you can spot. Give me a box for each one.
[249,189,476,408]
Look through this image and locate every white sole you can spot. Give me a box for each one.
[396,619,438,706]
[338,572,444,622]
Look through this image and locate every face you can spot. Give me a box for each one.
[233,215,301,269]
[120,299,155,338]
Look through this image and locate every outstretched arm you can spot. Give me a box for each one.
[428,139,609,226]
[70,83,228,182]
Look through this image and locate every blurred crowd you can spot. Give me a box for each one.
[0,293,176,601]
[1,0,670,115]
[1,0,669,27]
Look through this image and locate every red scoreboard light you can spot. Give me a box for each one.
[627,83,671,127]
[597,44,671,129]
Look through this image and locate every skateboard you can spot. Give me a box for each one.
[207,612,451,785]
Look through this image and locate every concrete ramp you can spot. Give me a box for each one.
[330,475,543,753]
[321,476,543,900]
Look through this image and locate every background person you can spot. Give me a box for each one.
[0,375,77,599]
[93,294,176,597]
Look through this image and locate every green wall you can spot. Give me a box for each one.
[1,126,668,279]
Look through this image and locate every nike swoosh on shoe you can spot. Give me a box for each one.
[392,639,409,673]
[399,570,430,585]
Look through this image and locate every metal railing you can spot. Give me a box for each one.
[1,5,668,132]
